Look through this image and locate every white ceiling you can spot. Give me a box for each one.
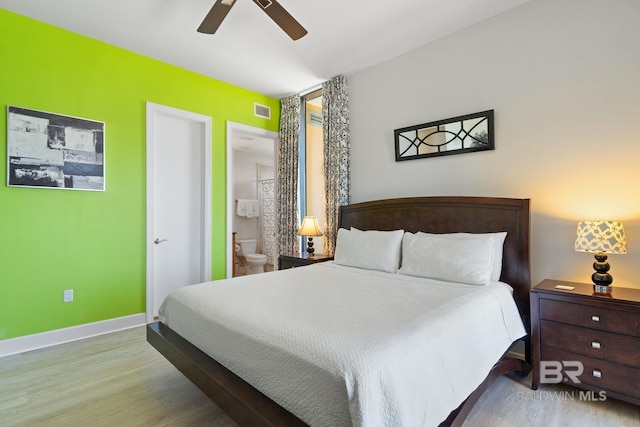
[0,0,530,99]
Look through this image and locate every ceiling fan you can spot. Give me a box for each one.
[198,0,308,41]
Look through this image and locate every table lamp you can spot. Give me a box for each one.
[297,216,323,256]
[575,220,627,294]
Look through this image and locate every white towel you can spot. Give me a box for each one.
[236,199,260,218]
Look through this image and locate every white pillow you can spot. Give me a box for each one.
[398,232,495,285]
[334,228,404,273]
[417,232,507,281]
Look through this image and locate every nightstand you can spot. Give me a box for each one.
[531,279,640,405]
[278,253,333,270]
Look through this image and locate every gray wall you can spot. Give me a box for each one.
[348,0,640,288]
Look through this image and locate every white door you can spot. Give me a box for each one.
[146,103,212,322]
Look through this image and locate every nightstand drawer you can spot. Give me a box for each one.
[540,299,640,337]
[540,320,640,368]
[542,346,640,401]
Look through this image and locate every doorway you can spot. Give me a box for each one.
[146,102,212,322]
[226,122,278,278]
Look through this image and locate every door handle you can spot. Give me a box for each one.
[154,238,168,244]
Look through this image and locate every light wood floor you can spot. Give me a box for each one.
[1,327,638,426]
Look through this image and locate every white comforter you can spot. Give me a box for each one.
[159,262,526,427]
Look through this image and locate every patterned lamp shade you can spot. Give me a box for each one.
[575,221,627,254]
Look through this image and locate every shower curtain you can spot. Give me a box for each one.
[259,179,277,267]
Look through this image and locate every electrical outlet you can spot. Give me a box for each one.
[63,289,73,303]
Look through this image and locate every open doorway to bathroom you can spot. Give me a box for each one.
[226,122,278,278]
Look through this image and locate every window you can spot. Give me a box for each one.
[300,89,325,253]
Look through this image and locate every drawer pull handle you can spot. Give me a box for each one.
[593,370,602,378]
[591,341,601,349]
[591,315,600,322]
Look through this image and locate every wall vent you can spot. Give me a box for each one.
[254,103,271,119]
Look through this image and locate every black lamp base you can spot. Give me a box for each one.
[306,237,315,256]
[592,252,613,294]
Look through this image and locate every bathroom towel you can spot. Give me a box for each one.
[236,199,260,218]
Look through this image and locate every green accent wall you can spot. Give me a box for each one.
[0,9,280,340]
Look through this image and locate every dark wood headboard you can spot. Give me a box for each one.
[338,196,531,333]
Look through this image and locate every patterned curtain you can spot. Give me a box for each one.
[276,94,301,261]
[322,75,350,255]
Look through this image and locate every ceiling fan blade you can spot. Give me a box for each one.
[252,0,307,40]
[198,0,236,34]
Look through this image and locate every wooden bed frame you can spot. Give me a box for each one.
[147,196,531,427]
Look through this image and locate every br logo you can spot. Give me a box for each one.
[540,361,584,384]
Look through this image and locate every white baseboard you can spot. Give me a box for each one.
[0,313,146,358]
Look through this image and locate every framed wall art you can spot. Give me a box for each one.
[394,110,494,161]
[7,106,105,191]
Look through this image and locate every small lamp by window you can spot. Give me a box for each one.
[575,220,627,294]
[297,216,323,256]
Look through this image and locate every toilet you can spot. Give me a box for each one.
[235,239,268,274]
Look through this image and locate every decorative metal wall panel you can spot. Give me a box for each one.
[395,110,493,162]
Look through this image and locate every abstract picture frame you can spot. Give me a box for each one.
[7,106,105,191]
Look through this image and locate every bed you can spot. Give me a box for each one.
[147,196,531,427]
